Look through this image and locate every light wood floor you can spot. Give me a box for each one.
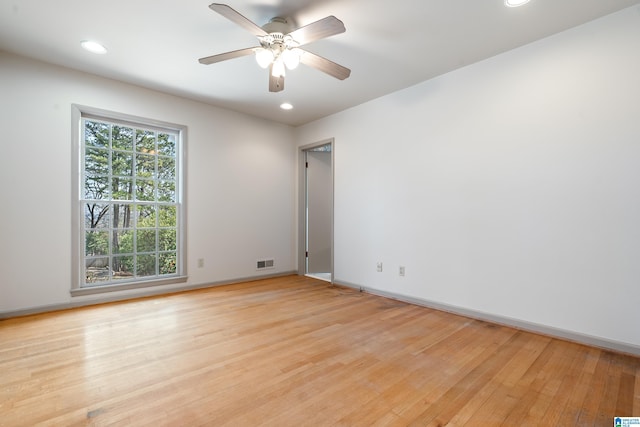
[1,275,638,426]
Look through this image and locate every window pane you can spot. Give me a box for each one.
[159,205,176,227]
[158,181,175,202]
[159,229,176,251]
[85,203,110,229]
[112,151,133,177]
[136,204,156,227]
[137,229,157,253]
[136,153,156,178]
[86,257,110,283]
[112,256,133,279]
[111,204,133,229]
[85,121,109,148]
[84,176,109,200]
[85,147,109,176]
[157,133,176,157]
[112,178,133,200]
[160,252,177,275]
[112,204,133,228]
[136,179,155,201]
[136,254,157,277]
[157,157,175,181]
[85,230,109,256]
[113,229,133,254]
[112,126,134,151]
[136,129,156,153]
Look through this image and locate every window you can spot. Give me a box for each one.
[72,106,186,295]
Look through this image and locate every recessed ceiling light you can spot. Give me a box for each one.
[280,102,293,110]
[81,40,108,54]
[505,0,530,7]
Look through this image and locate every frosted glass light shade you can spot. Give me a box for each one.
[282,48,302,70]
[255,48,274,68]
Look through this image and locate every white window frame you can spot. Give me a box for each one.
[71,105,187,296]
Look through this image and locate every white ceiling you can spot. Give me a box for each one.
[1,0,638,126]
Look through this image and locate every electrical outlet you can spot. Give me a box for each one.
[376,262,383,272]
[197,258,204,268]
[399,266,405,276]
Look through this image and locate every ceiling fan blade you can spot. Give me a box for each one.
[269,65,285,92]
[198,47,259,65]
[288,16,346,46]
[300,51,351,80]
[209,3,268,37]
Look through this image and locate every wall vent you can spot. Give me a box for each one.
[256,258,275,270]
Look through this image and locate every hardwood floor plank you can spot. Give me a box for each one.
[389,321,514,419]
[522,341,581,425]
[405,331,527,425]
[1,275,638,426]
[616,371,636,416]
[451,334,552,426]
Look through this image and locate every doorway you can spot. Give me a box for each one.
[299,140,333,282]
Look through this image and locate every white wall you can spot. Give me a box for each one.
[296,6,640,350]
[0,52,296,313]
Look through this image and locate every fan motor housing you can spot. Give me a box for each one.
[262,17,294,35]
[260,18,299,50]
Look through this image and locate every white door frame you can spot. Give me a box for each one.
[298,138,334,282]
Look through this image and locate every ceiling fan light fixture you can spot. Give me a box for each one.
[271,60,286,78]
[282,48,303,70]
[504,0,530,7]
[200,4,351,92]
[255,48,274,68]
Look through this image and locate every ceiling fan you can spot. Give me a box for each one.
[198,3,351,93]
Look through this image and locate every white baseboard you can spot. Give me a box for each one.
[333,279,640,357]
